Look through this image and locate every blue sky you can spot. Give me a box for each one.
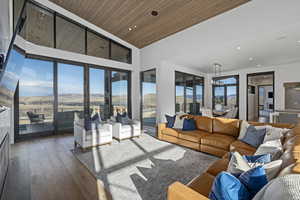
[19,59,132,97]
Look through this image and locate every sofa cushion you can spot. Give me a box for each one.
[206,158,230,176]
[193,116,213,133]
[178,130,210,143]
[201,134,235,150]
[188,172,215,197]
[230,140,256,155]
[213,117,240,137]
[161,128,180,137]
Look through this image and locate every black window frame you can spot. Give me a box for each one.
[13,45,132,141]
[13,0,132,64]
[212,75,239,115]
[175,71,205,114]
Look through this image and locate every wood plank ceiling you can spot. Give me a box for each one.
[49,0,250,48]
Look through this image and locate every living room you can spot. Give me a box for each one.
[0,0,300,200]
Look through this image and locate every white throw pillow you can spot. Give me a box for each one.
[227,152,251,174]
[228,152,282,181]
[255,139,283,161]
[238,120,249,140]
[173,114,185,129]
[263,126,290,143]
[263,160,283,180]
[74,112,84,127]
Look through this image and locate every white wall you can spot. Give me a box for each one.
[206,61,300,120]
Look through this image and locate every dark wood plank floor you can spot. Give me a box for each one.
[2,134,109,200]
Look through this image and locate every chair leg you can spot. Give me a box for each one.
[74,141,77,148]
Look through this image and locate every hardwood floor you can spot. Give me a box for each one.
[2,134,109,200]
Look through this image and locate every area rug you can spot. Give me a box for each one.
[72,134,218,200]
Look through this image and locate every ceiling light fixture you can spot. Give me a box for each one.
[211,63,223,85]
[151,10,159,16]
[128,27,132,31]
[134,25,137,28]
[236,46,241,50]
[297,40,300,44]
[249,57,254,61]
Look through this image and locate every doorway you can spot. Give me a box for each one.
[247,72,274,122]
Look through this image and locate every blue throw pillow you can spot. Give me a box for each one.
[91,113,101,123]
[116,113,123,123]
[238,166,268,199]
[243,154,271,164]
[182,118,196,131]
[240,125,266,148]
[165,115,176,128]
[209,172,250,200]
[84,118,92,131]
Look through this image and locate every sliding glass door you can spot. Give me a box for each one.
[15,57,131,139]
[141,69,156,127]
[57,63,84,132]
[89,67,106,119]
[18,58,54,136]
[111,71,129,116]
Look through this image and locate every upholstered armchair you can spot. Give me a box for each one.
[74,121,113,149]
[111,119,141,141]
[27,111,45,123]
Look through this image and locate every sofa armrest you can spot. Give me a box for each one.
[168,182,209,200]
[158,123,167,140]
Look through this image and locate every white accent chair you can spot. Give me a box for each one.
[74,118,113,149]
[110,118,141,141]
[224,107,238,119]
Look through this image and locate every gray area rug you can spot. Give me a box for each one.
[73,134,218,200]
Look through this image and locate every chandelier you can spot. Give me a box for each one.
[212,63,223,85]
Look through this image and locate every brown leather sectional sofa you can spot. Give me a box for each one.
[158,116,293,157]
[157,116,300,200]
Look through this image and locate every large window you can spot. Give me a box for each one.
[175,72,204,114]
[20,2,54,47]
[87,31,110,59]
[13,0,25,31]
[212,75,239,110]
[111,71,129,116]
[57,63,84,132]
[18,58,54,135]
[14,0,132,64]
[141,69,156,127]
[111,42,131,64]
[89,67,106,119]
[56,16,85,54]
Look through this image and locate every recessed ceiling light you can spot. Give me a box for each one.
[249,57,254,61]
[297,40,300,44]
[128,27,132,31]
[151,10,159,16]
[236,46,241,50]
[134,25,137,28]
